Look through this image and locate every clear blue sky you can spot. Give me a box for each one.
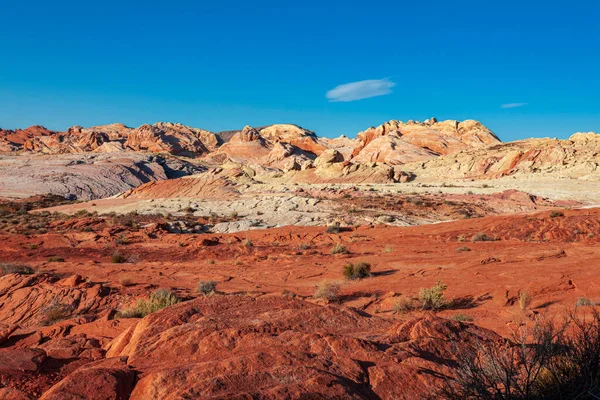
[1,0,599,141]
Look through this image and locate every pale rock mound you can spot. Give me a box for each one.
[351,118,500,163]
[412,132,600,180]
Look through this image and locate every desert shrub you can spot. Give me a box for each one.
[48,256,65,262]
[111,251,127,264]
[382,245,393,253]
[119,277,134,287]
[576,297,596,307]
[393,297,415,313]
[326,222,341,234]
[419,280,448,311]
[0,263,34,276]
[331,244,348,254]
[343,262,371,280]
[519,290,533,311]
[472,233,496,242]
[452,313,474,322]
[298,243,311,250]
[242,239,254,248]
[43,299,73,325]
[456,246,471,252]
[313,281,341,302]
[458,234,467,242]
[441,310,600,400]
[116,289,181,319]
[550,211,565,218]
[198,280,217,295]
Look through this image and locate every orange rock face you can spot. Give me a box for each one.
[351,118,501,163]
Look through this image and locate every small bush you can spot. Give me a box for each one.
[452,313,474,322]
[119,277,134,287]
[116,289,181,319]
[343,262,371,280]
[198,280,217,295]
[43,299,73,325]
[331,244,348,254]
[298,243,311,250]
[550,210,565,218]
[456,246,471,252]
[519,290,533,311]
[0,263,34,276]
[242,239,254,248]
[576,297,595,307]
[472,233,496,242]
[326,222,341,234]
[393,297,415,313]
[111,252,127,264]
[419,280,448,311]
[48,256,65,262]
[440,309,600,400]
[382,245,393,253]
[313,281,341,302]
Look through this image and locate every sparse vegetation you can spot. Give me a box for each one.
[456,246,471,252]
[550,210,565,218]
[42,299,73,325]
[331,244,348,254]
[393,297,415,313]
[441,310,600,400]
[519,290,533,311]
[198,280,217,295]
[342,262,372,280]
[382,245,393,253]
[111,251,127,264]
[313,280,341,302]
[326,222,341,234]
[472,233,497,242]
[452,313,474,322]
[119,277,134,287]
[116,289,181,319]
[419,280,448,311]
[0,263,35,276]
[48,256,65,262]
[242,239,254,248]
[576,297,596,307]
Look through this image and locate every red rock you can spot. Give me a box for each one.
[0,348,46,372]
[39,357,135,400]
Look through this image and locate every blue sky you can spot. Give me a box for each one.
[1,0,599,141]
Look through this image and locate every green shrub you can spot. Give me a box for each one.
[456,246,471,252]
[452,313,473,322]
[419,280,448,311]
[198,280,217,295]
[116,289,181,319]
[48,256,65,262]
[550,210,565,218]
[331,244,348,254]
[343,262,371,280]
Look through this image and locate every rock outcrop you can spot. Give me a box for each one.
[351,118,501,164]
[411,132,600,180]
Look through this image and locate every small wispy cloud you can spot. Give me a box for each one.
[326,78,395,102]
[500,102,528,109]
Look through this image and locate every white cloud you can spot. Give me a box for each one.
[326,79,395,102]
[500,102,528,109]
